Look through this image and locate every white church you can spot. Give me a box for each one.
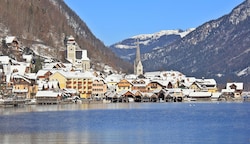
[65,35,90,72]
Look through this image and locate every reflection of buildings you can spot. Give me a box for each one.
[66,36,90,72]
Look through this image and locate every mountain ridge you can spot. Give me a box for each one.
[142,0,250,84]
[110,0,250,88]
[109,29,194,62]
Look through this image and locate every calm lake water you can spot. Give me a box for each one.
[0,102,249,144]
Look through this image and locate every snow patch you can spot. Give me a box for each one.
[237,66,250,77]
[132,28,195,40]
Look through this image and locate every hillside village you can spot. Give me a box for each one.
[0,36,247,105]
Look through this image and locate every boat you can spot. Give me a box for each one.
[25,99,37,105]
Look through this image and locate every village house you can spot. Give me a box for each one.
[105,74,123,91]
[221,82,244,100]
[5,36,19,48]
[36,90,61,105]
[11,73,37,99]
[130,79,150,93]
[92,79,107,100]
[190,78,217,93]
[116,79,133,93]
[36,70,53,81]
[146,81,166,92]
[188,92,212,101]
[4,36,23,61]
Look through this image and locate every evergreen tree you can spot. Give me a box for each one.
[32,57,42,73]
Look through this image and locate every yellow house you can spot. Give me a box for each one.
[190,78,217,93]
[105,74,123,90]
[146,81,165,92]
[49,71,67,89]
[12,74,38,99]
[116,79,132,93]
[49,71,94,99]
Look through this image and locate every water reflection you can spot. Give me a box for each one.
[0,103,250,144]
[0,103,156,115]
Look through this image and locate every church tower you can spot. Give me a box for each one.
[66,35,76,63]
[134,40,143,75]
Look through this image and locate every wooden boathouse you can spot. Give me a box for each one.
[36,91,61,105]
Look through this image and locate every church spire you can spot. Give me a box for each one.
[134,39,143,75]
[135,39,141,63]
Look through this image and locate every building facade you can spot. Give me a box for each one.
[66,36,90,72]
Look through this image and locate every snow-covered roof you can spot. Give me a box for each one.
[105,91,117,98]
[12,74,31,83]
[211,92,222,98]
[152,79,171,87]
[36,69,50,77]
[144,71,161,77]
[63,88,77,94]
[54,71,95,79]
[182,89,194,96]
[196,78,217,85]
[105,74,123,83]
[167,88,182,93]
[143,92,157,97]
[36,91,59,97]
[24,73,37,80]
[131,90,143,96]
[221,89,235,93]
[189,92,212,97]
[226,82,244,90]
[0,56,10,65]
[125,74,137,80]
[117,90,132,97]
[144,70,186,81]
[22,55,33,63]
[5,36,16,44]
[3,65,27,76]
[43,62,73,71]
[13,89,28,93]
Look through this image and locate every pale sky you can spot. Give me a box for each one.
[64,0,244,46]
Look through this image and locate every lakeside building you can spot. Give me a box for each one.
[49,71,94,99]
[92,79,107,99]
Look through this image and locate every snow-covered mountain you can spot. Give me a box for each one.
[110,0,250,86]
[109,29,195,62]
[141,0,250,84]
